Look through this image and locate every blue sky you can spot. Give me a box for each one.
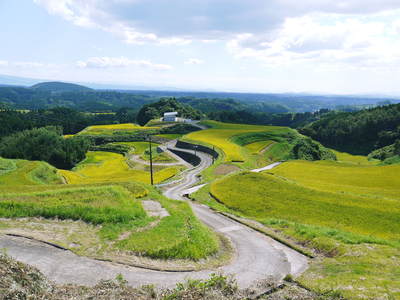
[1,0,400,94]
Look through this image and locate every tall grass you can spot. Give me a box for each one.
[118,193,219,260]
[0,186,147,224]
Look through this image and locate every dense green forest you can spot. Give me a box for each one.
[0,107,121,138]
[300,104,400,156]
[207,109,331,128]
[0,126,90,169]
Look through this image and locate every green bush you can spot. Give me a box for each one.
[291,138,336,161]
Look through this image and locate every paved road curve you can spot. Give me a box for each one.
[0,141,308,290]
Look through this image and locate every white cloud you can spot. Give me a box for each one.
[33,0,400,71]
[0,60,8,67]
[77,56,172,71]
[184,58,204,65]
[14,62,45,68]
[228,14,400,70]
[34,0,400,42]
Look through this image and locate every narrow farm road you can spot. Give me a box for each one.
[0,138,307,291]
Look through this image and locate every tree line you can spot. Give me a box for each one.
[0,126,90,169]
[300,104,400,155]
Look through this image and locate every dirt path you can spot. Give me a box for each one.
[251,162,282,173]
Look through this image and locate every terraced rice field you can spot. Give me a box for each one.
[244,140,274,154]
[77,123,158,136]
[185,121,290,162]
[0,158,63,186]
[60,151,178,185]
[272,160,400,200]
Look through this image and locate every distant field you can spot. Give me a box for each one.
[60,151,178,185]
[77,123,158,136]
[332,150,378,165]
[155,133,183,140]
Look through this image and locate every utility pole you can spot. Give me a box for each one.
[148,135,154,185]
[212,146,215,164]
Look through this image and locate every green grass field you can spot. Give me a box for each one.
[211,171,400,243]
[155,133,183,140]
[60,151,178,185]
[112,141,176,163]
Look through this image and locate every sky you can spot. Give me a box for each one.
[1,0,400,94]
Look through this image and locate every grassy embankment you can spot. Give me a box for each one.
[113,141,176,163]
[0,153,218,262]
[199,157,400,299]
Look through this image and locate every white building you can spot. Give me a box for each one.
[163,112,178,122]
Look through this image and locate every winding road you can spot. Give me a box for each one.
[0,137,308,291]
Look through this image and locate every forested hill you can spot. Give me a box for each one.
[300,103,400,155]
[137,98,203,125]
[31,81,93,93]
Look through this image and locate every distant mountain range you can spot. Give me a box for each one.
[1,74,400,114]
[0,74,193,92]
[31,82,93,93]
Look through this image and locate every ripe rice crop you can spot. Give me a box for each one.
[59,151,178,185]
[185,121,288,162]
[77,123,158,136]
[211,171,400,243]
[272,160,400,201]
[0,159,63,186]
